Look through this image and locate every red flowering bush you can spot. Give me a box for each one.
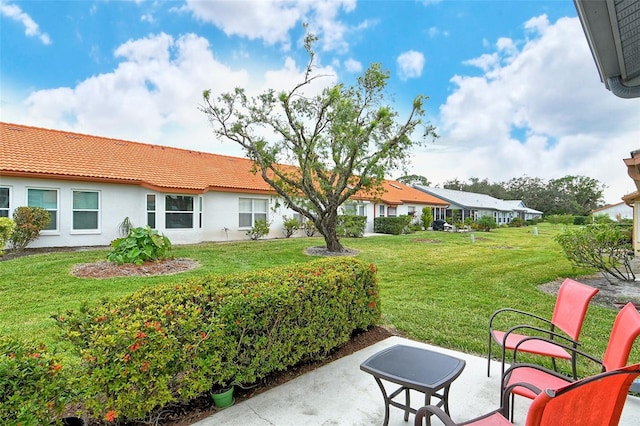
[0,337,71,424]
[58,257,380,422]
[9,206,50,251]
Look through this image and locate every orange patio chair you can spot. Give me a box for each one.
[414,362,640,426]
[501,302,640,419]
[487,278,598,378]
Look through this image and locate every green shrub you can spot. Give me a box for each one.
[554,223,634,282]
[0,217,15,256]
[509,217,523,228]
[247,219,270,240]
[9,206,51,251]
[547,214,574,225]
[107,226,173,265]
[374,216,412,235]
[57,257,380,422]
[573,215,589,225]
[303,219,316,236]
[0,337,72,424]
[336,215,366,237]
[420,208,433,231]
[592,213,613,224]
[476,216,497,232]
[282,216,300,238]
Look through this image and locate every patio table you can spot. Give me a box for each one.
[360,344,466,426]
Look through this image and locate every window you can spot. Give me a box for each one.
[343,202,366,216]
[239,198,268,227]
[378,205,386,217]
[165,195,194,229]
[147,194,156,228]
[72,190,99,230]
[27,188,58,231]
[0,187,9,217]
[198,196,203,228]
[387,206,397,217]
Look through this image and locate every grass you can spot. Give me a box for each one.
[1,223,637,376]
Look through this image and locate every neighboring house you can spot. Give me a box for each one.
[413,186,542,225]
[0,122,448,248]
[591,202,633,221]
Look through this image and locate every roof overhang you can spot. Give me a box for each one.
[573,0,640,98]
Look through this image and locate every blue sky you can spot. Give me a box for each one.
[2,0,639,204]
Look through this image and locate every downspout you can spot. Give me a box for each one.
[608,76,640,99]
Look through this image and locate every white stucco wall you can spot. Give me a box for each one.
[2,176,442,248]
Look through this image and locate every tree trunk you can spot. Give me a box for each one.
[316,215,344,252]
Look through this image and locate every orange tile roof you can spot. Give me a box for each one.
[374,180,449,206]
[0,122,448,206]
[1,122,273,194]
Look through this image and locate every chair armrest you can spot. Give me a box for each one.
[501,378,544,417]
[511,335,603,367]
[502,323,578,348]
[489,307,552,329]
[415,405,458,426]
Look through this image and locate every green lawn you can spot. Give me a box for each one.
[1,223,637,375]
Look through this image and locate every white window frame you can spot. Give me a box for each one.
[387,206,397,217]
[198,196,203,229]
[71,190,100,233]
[378,205,386,217]
[27,188,59,233]
[146,194,156,229]
[239,198,268,228]
[0,186,10,218]
[165,195,194,229]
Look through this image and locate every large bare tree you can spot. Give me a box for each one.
[201,35,435,252]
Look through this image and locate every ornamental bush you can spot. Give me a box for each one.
[246,219,270,240]
[374,216,412,235]
[107,226,173,265]
[0,217,15,256]
[554,222,634,282]
[57,257,380,423]
[9,206,50,251]
[336,214,366,237]
[282,216,300,238]
[0,337,72,424]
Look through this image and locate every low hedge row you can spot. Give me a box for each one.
[50,257,380,423]
[374,216,412,235]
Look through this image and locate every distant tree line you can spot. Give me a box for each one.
[397,175,606,217]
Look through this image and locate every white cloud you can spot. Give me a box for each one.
[343,58,362,73]
[0,0,51,45]
[183,0,356,52]
[397,50,425,81]
[410,16,640,204]
[14,32,337,159]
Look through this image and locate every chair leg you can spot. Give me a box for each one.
[487,333,493,377]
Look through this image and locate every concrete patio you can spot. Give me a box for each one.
[192,336,640,425]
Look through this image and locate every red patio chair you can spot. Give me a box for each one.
[487,278,598,378]
[414,363,640,426]
[502,302,640,419]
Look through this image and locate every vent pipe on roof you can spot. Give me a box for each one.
[607,76,640,99]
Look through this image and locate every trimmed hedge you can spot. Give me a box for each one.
[57,257,380,422]
[374,216,412,235]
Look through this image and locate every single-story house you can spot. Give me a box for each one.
[0,122,449,248]
[412,186,543,225]
[591,202,633,221]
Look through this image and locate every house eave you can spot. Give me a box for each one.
[574,0,640,98]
